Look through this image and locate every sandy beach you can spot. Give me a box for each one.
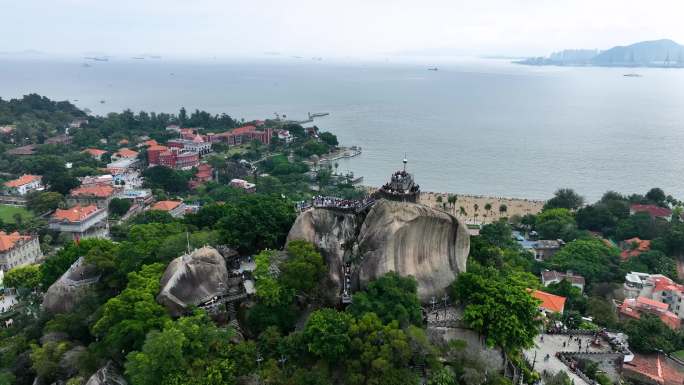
[420,191,545,225]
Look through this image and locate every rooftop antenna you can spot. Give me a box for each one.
[403,153,408,172]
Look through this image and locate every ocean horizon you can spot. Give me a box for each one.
[2,56,684,202]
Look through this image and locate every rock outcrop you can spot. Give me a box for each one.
[156,246,230,316]
[85,362,127,385]
[287,199,469,302]
[43,257,100,314]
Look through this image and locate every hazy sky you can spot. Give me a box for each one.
[3,0,684,58]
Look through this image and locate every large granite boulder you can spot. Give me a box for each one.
[157,246,230,316]
[43,257,100,314]
[287,199,469,302]
[85,362,127,385]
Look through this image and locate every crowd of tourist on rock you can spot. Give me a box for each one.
[312,195,375,211]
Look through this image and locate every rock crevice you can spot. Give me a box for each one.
[287,199,469,302]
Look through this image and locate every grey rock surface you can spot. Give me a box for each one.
[156,246,229,316]
[287,199,469,302]
[85,362,127,385]
[43,257,100,314]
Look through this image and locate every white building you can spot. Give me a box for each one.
[3,175,44,196]
[624,272,684,320]
[230,179,256,193]
[49,205,109,241]
[167,135,212,156]
[0,231,43,272]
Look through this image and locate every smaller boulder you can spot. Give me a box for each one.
[43,257,100,314]
[157,246,230,316]
[85,362,127,385]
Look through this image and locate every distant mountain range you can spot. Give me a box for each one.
[517,39,684,68]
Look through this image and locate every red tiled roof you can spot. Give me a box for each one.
[69,185,115,198]
[531,290,566,313]
[118,139,129,145]
[637,296,670,311]
[116,148,138,158]
[142,139,158,147]
[52,205,100,222]
[652,276,684,294]
[151,200,181,211]
[231,125,257,135]
[0,231,32,252]
[624,354,684,385]
[4,174,41,188]
[631,204,672,218]
[83,148,107,157]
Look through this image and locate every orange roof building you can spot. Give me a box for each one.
[624,353,684,385]
[49,205,108,240]
[0,231,42,272]
[113,148,139,160]
[150,200,185,218]
[67,185,117,209]
[151,200,181,211]
[0,231,31,252]
[619,297,681,330]
[531,289,566,314]
[52,205,100,222]
[70,185,115,198]
[3,174,43,195]
[83,148,108,160]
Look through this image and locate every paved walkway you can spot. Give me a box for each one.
[524,334,611,385]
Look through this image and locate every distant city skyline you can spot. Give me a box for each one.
[1,0,684,59]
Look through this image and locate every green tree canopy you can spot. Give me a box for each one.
[624,314,681,353]
[108,197,132,217]
[543,188,584,211]
[3,264,42,289]
[25,191,63,215]
[546,238,620,285]
[92,263,170,360]
[124,311,237,385]
[304,308,353,362]
[348,272,423,327]
[142,166,191,194]
[535,208,577,241]
[451,266,541,352]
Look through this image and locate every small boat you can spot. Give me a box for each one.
[428,67,438,71]
[623,73,642,77]
[100,100,106,104]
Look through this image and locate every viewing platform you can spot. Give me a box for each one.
[312,196,375,213]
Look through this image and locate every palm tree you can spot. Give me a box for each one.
[447,194,457,212]
[484,203,492,222]
[499,204,508,217]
